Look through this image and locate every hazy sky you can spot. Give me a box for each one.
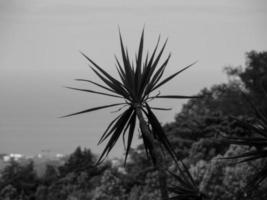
[0,0,266,158]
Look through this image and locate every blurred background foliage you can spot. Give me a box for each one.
[0,50,266,199]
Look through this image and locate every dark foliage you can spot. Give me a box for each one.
[0,160,38,200]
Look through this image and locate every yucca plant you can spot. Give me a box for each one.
[63,30,199,199]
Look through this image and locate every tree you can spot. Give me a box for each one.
[225,51,267,113]
[59,147,100,177]
[92,168,128,200]
[0,160,38,200]
[63,30,200,199]
[189,145,266,200]
[42,164,58,185]
[224,103,267,193]
[0,184,19,200]
[35,185,48,200]
[162,50,267,199]
[220,51,267,193]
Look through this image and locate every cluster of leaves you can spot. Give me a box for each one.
[63,30,200,166]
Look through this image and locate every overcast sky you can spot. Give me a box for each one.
[0,0,266,158]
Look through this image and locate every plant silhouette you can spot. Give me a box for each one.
[63,29,200,199]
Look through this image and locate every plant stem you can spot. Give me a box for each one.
[136,107,169,200]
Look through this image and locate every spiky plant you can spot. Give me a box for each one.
[63,30,199,199]
[168,161,206,200]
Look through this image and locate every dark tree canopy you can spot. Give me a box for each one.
[225,51,267,113]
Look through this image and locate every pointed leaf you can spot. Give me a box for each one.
[124,111,137,164]
[144,104,178,161]
[152,61,197,91]
[65,87,122,98]
[154,95,202,99]
[61,103,124,118]
[151,107,172,111]
[98,113,123,145]
[81,52,127,96]
[75,79,116,94]
[97,107,133,163]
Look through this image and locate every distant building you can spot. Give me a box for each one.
[3,153,24,162]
